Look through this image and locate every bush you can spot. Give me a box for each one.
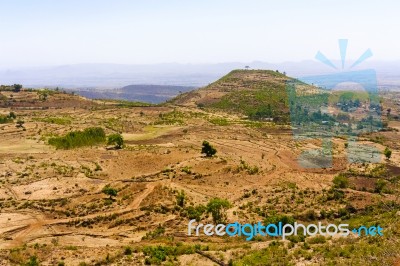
[333,174,349,189]
[124,246,133,255]
[384,147,392,160]
[143,244,196,265]
[206,198,231,223]
[176,190,185,207]
[183,205,206,221]
[48,127,106,149]
[24,256,39,266]
[107,133,124,149]
[13,84,22,92]
[0,114,13,124]
[264,213,295,226]
[102,185,118,199]
[307,235,326,244]
[375,179,386,193]
[201,141,217,157]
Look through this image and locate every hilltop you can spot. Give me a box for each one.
[172,69,319,122]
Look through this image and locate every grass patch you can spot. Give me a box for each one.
[33,116,72,125]
[209,117,229,126]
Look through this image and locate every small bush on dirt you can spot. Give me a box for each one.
[142,225,165,240]
[107,133,124,149]
[375,179,386,193]
[333,174,349,189]
[176,190,186,207]
[102,185,118,200]
[143,244,196,265]
[201,141,217,157]
[384,147,392,160]
[124,246,133,255]
[24,256,39,266]
[183,205,206,221]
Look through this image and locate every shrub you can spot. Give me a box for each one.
[184,205,206,221]
[24,256,39,266]
[102,185,118,199]
[143,244,196,265]
[264,213,295,226]
[375,179,386,193]
[206,198,231,223]
[142,225,165,240]
[333,174,349,189]
[16,120,25,128]
[124,246,133,255]
[0,114,13,124]
[176,190,185,207]
[48,127,106,149]
[107,133,124,149]
[201,141,217,157]
[307,235,326,244]
[384,147,392,160]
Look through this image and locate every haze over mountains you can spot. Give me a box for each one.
[1,61,400,88]
[1,60,400,103]
[76,84,195,104]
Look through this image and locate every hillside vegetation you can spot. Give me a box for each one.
[172,70,319,122]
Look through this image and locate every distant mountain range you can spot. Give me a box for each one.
[0,61,399,104]
[74,84,195,104]
[1,61,400,89]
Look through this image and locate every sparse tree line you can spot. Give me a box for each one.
[0,84,23,92]
[48,127,124,150]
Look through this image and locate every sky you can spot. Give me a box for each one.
[0,0,399,67]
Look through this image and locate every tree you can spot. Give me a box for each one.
[206,198,231,224]
[8,112,16,119]
[387,108,392,117]
[13,84,22,93]
[39,92,48,101]
[384,147,392,160]
[201,141,217,157]
[107,133,124,149]
[102,185,118,199]
[176,190,185,207]
[16,120,24,128]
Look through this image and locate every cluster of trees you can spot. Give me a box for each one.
[48,127,106,149]
[290,106,335,125]
[248,104,273,120]
[48,127,124,150]
[338,98,361,112]
[0,112,16,124]
[178,192,231,224]
[0,84,22,92]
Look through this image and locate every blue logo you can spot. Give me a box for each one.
[286,39,382,168]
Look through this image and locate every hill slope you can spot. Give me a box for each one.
[172,69,320,121]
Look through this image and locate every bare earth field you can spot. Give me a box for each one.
[0,89,399,265]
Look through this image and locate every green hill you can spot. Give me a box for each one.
[172,69,319,122]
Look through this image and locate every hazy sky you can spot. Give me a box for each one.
[0,0,399,67]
